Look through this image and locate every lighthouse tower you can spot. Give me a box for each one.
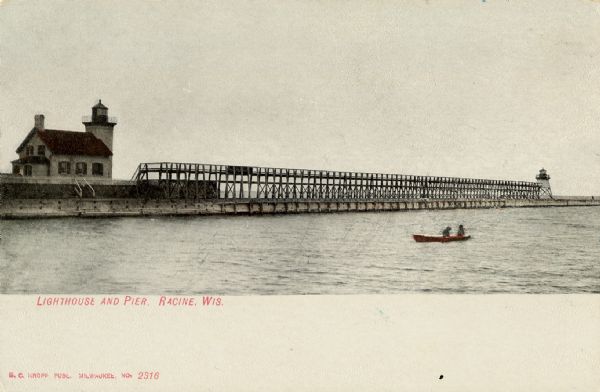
[83,100,117,152]
[536,168,552,199]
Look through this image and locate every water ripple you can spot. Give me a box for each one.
[1,207,599,294]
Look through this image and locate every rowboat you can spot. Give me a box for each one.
[413,234,471,243]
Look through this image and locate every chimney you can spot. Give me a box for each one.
[34,114,45,130]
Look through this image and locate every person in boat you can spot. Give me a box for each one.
[442,226,452,237]
[457,224,465,237]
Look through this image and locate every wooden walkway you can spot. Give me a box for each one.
[132,162,541,201]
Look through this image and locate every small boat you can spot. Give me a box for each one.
[413,234,471,243]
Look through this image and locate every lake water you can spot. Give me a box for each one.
[1,207,599,294]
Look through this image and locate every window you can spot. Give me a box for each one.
[75,162,87,176]
[25,146,34,156]
[92,163,104,176]
[13,166,21,175]
[37,145,46,156]
[58,161,71,175]
[24,165,32,176]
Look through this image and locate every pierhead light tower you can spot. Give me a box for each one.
[536,168,552,199]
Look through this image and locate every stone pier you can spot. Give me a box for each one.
[1,197,599,219]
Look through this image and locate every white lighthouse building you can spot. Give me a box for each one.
[536,168,552,199]
[11,100,116,178]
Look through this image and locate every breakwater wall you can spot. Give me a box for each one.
[2,197,599,219]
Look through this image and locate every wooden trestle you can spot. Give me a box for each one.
[132,162,541,201]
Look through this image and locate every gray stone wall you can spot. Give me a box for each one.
[0,180,217,200]
[0,182,137,199]
[2,198,600,219]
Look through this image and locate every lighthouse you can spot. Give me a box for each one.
[83,100,117,152]
[536,168,552,199]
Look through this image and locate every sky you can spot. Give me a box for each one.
[1,0,599,195]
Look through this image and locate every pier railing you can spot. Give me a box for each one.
[132,162,541,201]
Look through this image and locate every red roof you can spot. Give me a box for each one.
[16,129,112,157]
